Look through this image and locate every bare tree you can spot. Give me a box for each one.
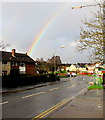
[0,41,10,50]
[77,2,104,62]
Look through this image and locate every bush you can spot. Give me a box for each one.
[10,69,20,77]
[60,70,67,73]
[2,73,60,88]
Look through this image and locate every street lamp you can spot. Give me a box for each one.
[72,2,105,85]
[72,4,100,9]
[60,45,64,48]
[53,45,64,73]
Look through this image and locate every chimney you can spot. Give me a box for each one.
[12,49,16,57]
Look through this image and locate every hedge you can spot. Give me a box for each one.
[2,73,59,88]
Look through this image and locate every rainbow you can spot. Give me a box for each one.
[27,3,69,56]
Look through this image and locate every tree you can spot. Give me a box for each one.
[36,59,48,74]
[77,2,104,62]
[0,41,10,50]
[47,56,62,71]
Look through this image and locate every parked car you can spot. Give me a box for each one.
[71,72,76,77]
[67,72,70,77]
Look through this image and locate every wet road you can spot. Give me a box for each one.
[2,75,94,118]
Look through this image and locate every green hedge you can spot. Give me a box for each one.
[2,73,59,88]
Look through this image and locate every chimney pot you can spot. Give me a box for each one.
[12,49,16,57]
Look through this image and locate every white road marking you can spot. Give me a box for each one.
[0,101,8,105]
[22,92,45,99]
[22,94,35,99]
[34,92,45,95]
[49,87,59,91]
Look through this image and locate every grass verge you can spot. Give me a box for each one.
[88,85,103,90]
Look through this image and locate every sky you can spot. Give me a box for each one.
[1,0,101,63]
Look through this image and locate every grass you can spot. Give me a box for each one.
[88,76,104,90]
[88,85,103,90]
[87,74,94,77]
[60,76,68,78]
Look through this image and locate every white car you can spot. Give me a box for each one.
[71,73,76,77]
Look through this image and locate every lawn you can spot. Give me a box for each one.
[88,85,103,90]
[88,77,103,90]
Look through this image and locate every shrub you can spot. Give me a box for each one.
[10,69,20,77]
[2,73,60,88]
[60,70,67,73]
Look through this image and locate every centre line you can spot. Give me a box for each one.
[34,92,45,95]
[0,101,8,105]
[49,87,59,91]
[32,96,75,120]
[22,92,45,99]
[22,94,35,99]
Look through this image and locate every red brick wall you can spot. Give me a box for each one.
[59,73,67,76]
[26,63,36,74]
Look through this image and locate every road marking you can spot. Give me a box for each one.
[49,87,59,91]
[22,92,45,99]
[78,89,86,94]
[0,101,8,105]
[34,92,45,95]
[32,97,75,120]
[32,99,67,119]
[22,94,35,99]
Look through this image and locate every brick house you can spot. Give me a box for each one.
[1,49,36,75]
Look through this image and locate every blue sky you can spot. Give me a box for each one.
[1,0,100,63]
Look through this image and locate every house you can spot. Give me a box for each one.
[60,63,71,71]
[69,64,77,72]
[1,49,36,75]
[86,64,95,74]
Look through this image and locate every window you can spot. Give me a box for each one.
[20,63,25,67]
[2,61,7,64]
[11,62,14,66]
[15,62,18,66]
[2,71,7,76]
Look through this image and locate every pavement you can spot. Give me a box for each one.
[48,89,104,119]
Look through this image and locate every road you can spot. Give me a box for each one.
[2,75,94,119]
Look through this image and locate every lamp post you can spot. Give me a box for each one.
[53,45,64,73]
[72,1,105,86]
[72,4,100,9]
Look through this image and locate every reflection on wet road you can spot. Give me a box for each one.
[2,75,94,118]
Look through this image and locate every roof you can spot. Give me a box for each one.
[74,64,80,68]
[1,51,35,63]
